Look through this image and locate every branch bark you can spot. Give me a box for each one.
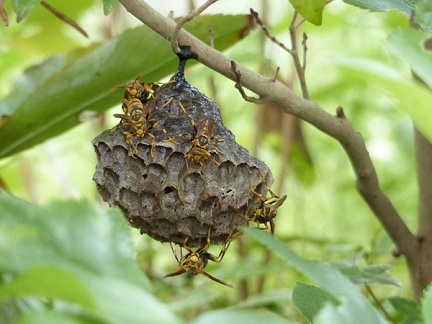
[118,0,417,257]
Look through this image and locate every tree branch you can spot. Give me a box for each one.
[118,0,417,256]
[171,0,218,53]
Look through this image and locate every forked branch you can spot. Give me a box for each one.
[118,0,418,258]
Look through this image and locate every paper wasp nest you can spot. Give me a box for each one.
[93,71,273,246]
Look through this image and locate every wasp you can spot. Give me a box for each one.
[164,229,238,288]
[237,172,287,234]
[120,75,175,113]
[182,109,224,166]
[114,98,177,157]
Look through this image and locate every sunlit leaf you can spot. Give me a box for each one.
[0,14,252,159]
[387,29,432,89]
[342,0,416,14]
[331,56,432,143]
[289,0,326,26]
[101,0,118,15]
[292,282,338,322]
[12,0,39,22]
[243,228,387,323]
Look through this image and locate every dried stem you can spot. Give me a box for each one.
[288,11,309,99]
[231,61,266,104]
[171,0,218,53]
[0,0,8,26]
[41,1,88,38]
[251,8,309,99]
[118,0,417,264]
[365,285,397,324]
[209,28,215,48]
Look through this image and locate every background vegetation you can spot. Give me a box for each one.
[1,0,432,323]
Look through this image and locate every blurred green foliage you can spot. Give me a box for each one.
[1,0,432,322]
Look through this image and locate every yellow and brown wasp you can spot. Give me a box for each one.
[120,75,175,113]
[164,229,238,288]
[182,109,224,166]
[114,98,177,157]
[237,172,287,234]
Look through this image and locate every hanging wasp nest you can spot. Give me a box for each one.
[93,53,273,247]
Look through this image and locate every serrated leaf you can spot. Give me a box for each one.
[292,282,338,323]
[388,297,423,324]
[289,0,326,26]
[194,308,291,324]
[0,14,252,159]
[331,254,400,286]
[387,29,432,89]
[12,0,40,22]
[342,0,416,14]
[102,0,118,15]
[243,228,387,323]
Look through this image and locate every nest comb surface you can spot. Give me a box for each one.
[93,77,273,246]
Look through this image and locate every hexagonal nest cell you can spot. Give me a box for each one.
[93,70,273,247]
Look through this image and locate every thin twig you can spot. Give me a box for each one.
[231,61,266,104]
[171,0,218,53]
[250,8,292,54]
[251,8,309,99]
[209,28,215,48]
[288,11,309,99]
[40,1,88,38]
[365,285,397,324]
[271,67,280,82]
[301,33,308,70]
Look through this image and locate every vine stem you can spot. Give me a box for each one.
[118,0,417,259]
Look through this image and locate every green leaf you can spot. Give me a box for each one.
[387,29,432,89]
[0,265,96,310]
[416,0,432,34]
[0,56,65,117]
[292,282,338,323]
[289,0,326,26]
[388,297,423,324]
[12,0,40,22]
[101,0,118,15]
[243,228,387,323]
[0,192,181,323]
[0,14,251,159]
[17,311,105,324]
[331,254,400,286]
[332,56,432,143]
[235,289,292,308]
[342,0,416,14]
[423,285,432,324]
[193,308,291,324]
